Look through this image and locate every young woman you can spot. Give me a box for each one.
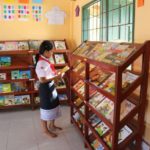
[35,40,63,138]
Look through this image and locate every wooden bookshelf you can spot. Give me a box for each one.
[68,41,150,150]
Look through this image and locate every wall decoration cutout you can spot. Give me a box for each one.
[18,0,29,4]
[138,0,144,7]
[3,4,15,21]
[0,6,2,21]
[75,5,80,17]
[18,5,29,21]
[32,0,43,4]
[32,5,42,22]
[45,6,66,25]
[4,0,15,3]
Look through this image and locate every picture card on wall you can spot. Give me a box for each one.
[18,5,29,21]
[32,5,42,22]
[18,0,29,4]
[4,0,15,3]
[32,0,43,4]
[3,4,15,21]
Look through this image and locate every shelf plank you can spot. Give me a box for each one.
[0,104,31,109]
[0,65,34,70]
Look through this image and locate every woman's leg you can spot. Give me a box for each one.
[49,120,62,130]
[41,120,57,137]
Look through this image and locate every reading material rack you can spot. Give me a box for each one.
[68,41,150,150]
[0,39,69,110]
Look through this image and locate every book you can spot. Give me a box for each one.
[120,99,135,120]
[17,41,29,50]
[34,96,40,104]
[2,83,11,93]
[77,84,85,96]
[0,96,5,106]
[0,42,5,50]
[4,95,15,105]
[96,98,114,123]
[14,95,23,105]
[54,41,66,49]
[5,42,18,50]
[89,92,105,108]
[0,73,7,80]
[95,121,109,136]
[89,114,101,127]
[11,70,20,79]
[0,56,11,67]
[54,54,66,64]
[11,82,28,92]
[21,95,30,104]
[73,80,84,91]
[74,97,83,107]
[34,80,40,90]
[59,66,70,74]
[29,40,42,50]
[73,62,85,73]
[91,139,104,150]
[19,70,31,79]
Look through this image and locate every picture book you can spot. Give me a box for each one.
[14,95,23,105]
[21,95,30,104]
[29,40,42,50]
[4,95,15,106]
[0,56,11,67]
[17,41,29,50]
[0,84,2,92]
[103,132,112,148]
[54,41,66,49]
[89,92,105,108]
[2,83,11,93]
[11,82,28,92]
[0,42,5,51]
[89,114,101,127]
[58,94,68,101]
[77,85,85,96]
[73,62,85,73]
[0,96,5,106]
[0,73,7,80]
[120,99,135,120]
[5,42,18,50]
[95,121,109,136]
[96,98,114,123]
[118,125,133,144]
[59,65,70,74]
[91,139,104,150]
[19,70,31,79]
[11,70,20,79]
[73,42,87,55]
[54,54,65,64]
[73,80,84,91]
[34,96,40,104]
[74,97,83,107]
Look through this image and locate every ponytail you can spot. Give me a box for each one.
[35,53,40,67]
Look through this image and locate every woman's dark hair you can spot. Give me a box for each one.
[35,40,53,66]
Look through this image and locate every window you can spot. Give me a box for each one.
[82,0,135,42]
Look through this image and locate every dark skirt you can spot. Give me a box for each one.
[39,81,59,110]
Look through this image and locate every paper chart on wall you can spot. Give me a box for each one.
[4,0,15,3]
[18,0,29,4]
[17,5,29,21]
[32,5,42,22]
[32,0,43,4]
[3,4,15,21]
[45,6,66,25]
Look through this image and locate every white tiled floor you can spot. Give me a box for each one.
[0,106,87,150]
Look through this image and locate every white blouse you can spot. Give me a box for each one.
[35,55,56,80]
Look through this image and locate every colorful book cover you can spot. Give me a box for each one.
[14,95,23,105]
[19,70,31,79]
[54,54,65,64]
[77,85,85,96]
[89,114,101,127]
[96,98,114,123]
[11,70,20,79]
[0,96,5,106]
[4,95,15,106]
[29,40,42,50]
[11,82,27,92]
[74,97,83,107]
[21,95,30,104]
[73,80,84,91]
[2,83,11,93]
[0,73,7,80]
[34,96,40,104]
[120,100,135,120]
[91,139,104,150]
[89,92,105,108]
[95,121,109,136]
[0,42,5,50]
[17,41,29,50]
[54,41,66,49]
[5,42,18,50]
[0,56,11,67]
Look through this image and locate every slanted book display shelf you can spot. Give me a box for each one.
[68,41,150,150]
[0,39,69,109]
